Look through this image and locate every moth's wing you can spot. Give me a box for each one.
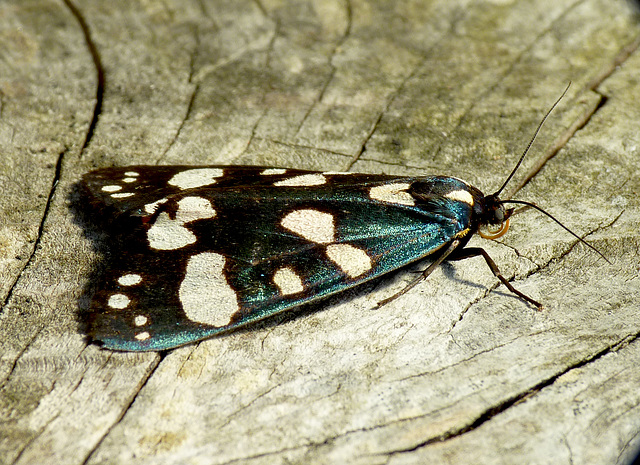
[83,167,473,351]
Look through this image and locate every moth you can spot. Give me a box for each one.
[81,89,603,351]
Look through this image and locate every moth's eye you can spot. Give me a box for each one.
[493,207,505,224]
[479,218,510,240]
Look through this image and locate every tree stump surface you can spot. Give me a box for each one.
[1,1,639,464]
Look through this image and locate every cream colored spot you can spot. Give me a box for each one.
[281,209,335,244]
[108,293,130,309]
[118,274,142,286]
[326,244,372,278]
[168,168,224,189]
[144,198,168,214]
[124,171,139,177]
[260,168,287,175]
[102,185,122,192]
[179,252,238,327]
[134,315,148,326]
[174,197,217,222]
[148,215,195,250]
[135,331,150,341]
[123,177,137,183]
[147,196,216,250]
[274,173,326,187]
[323,171,354,175]
[446,189,474,205]
[273,267,304,295]
[111,192,134,198]
[369,183,415,206]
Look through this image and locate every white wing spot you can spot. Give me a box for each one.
[281,209,335,243]
[108,293,130,309]
[179,252,238,327]
[326,244,372,278]
[135,331,150,341]
[147,196,216,250]
[123,177,137,183]
[134,315,148,326]
[369,183,415,206]
[148,214,194,250]
[144,198,168,214]
[260,168,287,175]
[274,173,326,187]
[111,192,134,198]
[446,189,474,206]
[273,267,304,295]
[174,197,216,222]
[102,185,122,192]
[124,171,139,177]
[322,171,355,175]
[168,168,224,189]
[118,274,142,286]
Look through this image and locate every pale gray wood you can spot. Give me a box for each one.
[1,0,639,464]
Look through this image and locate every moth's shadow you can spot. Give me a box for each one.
[441,261,486,290]
[229,278,384,337]
[69,180,131,345]
[441,260,526,302]
[231,257,520,339]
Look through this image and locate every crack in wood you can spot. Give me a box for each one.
[372,335,640,457]
[508,33,640,198]
[293,0,353,139]
[236,20,281,161]
[61,0,104,159]
[81,354,162,465]
[506,93,605,198]
[0,326,43,390]
[585,34,640,92]
[10,410,63,465]
[429,0,584,172]
[155,20,201,164]
[255,137,352,158]
[551,209,623,265]
[1,150,65,314]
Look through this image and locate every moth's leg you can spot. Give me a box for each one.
[376,239,461,308]
[450,247,543,310]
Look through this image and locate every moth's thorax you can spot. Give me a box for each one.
[406,176,509,237]
[409,176,484,211]
[409,175,482,198]
[399,176,484,246]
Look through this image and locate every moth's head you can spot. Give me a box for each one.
[478,193,514,240]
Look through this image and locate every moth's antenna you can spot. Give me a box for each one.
[494,83,571,197]
[501,199,611,264]
[491,83,609,264]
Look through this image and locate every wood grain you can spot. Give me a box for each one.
[1,0,639,464]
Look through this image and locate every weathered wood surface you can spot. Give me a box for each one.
[1,0,639,464]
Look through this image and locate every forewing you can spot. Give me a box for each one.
[82,166,468,351]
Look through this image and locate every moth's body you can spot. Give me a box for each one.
[83,166,501,351]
